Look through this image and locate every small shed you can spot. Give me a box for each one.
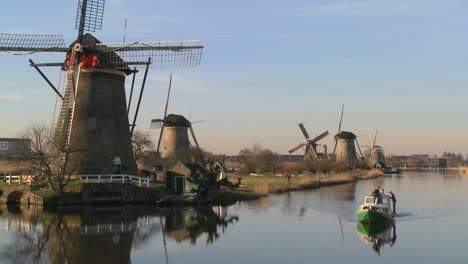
[166,161,204,194]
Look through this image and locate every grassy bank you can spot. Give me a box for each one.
[230,169,382,197]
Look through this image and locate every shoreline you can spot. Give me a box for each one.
[0,169,383,207]
[228,169,383,199]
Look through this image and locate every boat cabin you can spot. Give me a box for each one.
[360,195,392,215]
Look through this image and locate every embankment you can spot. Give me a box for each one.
[230,169,382,199]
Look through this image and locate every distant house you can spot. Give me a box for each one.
[0,138,31,159]
[428,157,449,168]
[166,161,204,194]
[136,157,173,181]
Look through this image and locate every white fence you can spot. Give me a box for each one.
[1,173,151,187]
[80,174,151,187]
[2,173,33,185]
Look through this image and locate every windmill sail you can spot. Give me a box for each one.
[75,0,106,33]
[0,33,67,54]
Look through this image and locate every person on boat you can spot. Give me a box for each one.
[389,190,397,214]
[372,186,381,204]
[380,188,385,196]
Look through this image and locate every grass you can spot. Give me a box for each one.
[229,169,383,197]
[231,174,320,196]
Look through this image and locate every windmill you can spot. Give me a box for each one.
[150,114,202,160]
[150,76,202,161]
[288,123,329,160]
[332,105,365,168]
[0,0,203,175]
[367,130,386,168]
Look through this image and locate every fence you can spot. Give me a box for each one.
[1,172,151,187]
[80,174,151,187]
[2,173,33,185]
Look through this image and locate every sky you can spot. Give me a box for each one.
[0,0,468,156]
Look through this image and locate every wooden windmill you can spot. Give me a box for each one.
[288,123,329,160]
[0,0,204,175]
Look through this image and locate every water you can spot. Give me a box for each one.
[0,171,467,264]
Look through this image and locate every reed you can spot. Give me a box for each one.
[232,169,383,196]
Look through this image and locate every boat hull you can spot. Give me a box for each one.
[357,222,393,237]
[357,209,393,224]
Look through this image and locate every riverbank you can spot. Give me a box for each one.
[228,169,382,198]
[0,169,382,207]
[459,166,468,176]
[157,169,383,206]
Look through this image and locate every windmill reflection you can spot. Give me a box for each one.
[0,205,239,263]
[356,222,397,255]
[164,206,239,245]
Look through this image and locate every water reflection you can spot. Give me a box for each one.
[165,206,239,245]
[356,223,397,256]
[0,205,239,264]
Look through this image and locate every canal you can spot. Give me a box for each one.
[0,171,466,264]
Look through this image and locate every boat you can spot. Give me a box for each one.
[356,195,394,224]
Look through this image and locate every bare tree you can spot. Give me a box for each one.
[131,130,154,161]
[16,123,84,194]
[238,144,281,174]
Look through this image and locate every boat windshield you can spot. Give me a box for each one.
[365,197,374,203]
[381,197,389,205]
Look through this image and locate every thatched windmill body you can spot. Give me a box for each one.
[288,123,329,160]
[332,105,365,168]
[155,114,201,159]
[369,131,386,168]
[335,131,358,165]
[0,0,203,174]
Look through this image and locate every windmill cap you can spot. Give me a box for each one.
[336,131,356,139]
[63,33,132,75]
[165,114,191,127]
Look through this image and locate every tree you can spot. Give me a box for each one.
[16,123,84,194]
[187,160,237,198]
[131,130,154,161]
[238,144,281,174]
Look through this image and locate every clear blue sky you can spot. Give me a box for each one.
[1,0,467,155]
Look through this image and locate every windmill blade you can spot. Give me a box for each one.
[0,33,67,54]
[298,123,310,140]
[156,74,173,154]
[95,40,204,69]
[288,142,306,154]
[373,130,378,147]
[189,126,200,150]
[333,104,344,155]
[305,146,319,160]
[191,120,206,125]
[163,74,172,120]
[355,138,366,162]
[75,0,106,34]
[150,119,164,129]
[337,104,344,135]
[310,131,329,143]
